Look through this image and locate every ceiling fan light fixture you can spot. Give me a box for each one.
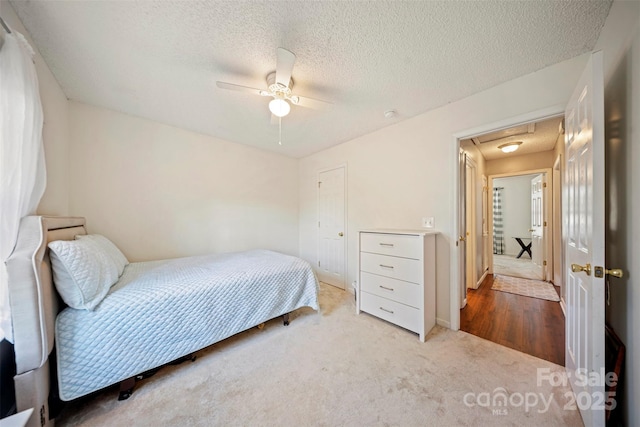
[498,141,523,153]
[269,98,290,117]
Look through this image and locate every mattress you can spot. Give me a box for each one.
[55,249,319,401]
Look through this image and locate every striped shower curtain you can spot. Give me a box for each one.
[493,187,504,255]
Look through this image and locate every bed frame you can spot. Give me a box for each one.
[6,216,87,427]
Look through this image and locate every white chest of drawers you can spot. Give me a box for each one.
[357,229,437,342]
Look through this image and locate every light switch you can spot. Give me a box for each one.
[422,217,435,228]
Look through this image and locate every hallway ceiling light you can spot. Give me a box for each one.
[498,141,523,153]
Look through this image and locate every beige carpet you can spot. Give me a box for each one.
[492,274,561,302]
[57,283,580,426]
[493,254,543,280]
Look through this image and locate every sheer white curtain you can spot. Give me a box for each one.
[0,30,47,343]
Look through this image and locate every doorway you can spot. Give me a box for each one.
[456,115,565,365]
[490,171,550,282]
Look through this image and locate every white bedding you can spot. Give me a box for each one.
[55,249,319,401]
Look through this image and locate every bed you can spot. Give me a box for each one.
[6,216,319,427]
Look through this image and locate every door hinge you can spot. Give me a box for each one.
[318,181,322,188]
[318,261,321,267]
[543,260,547,266]
[543,182,547,188]
[544,221,547,226]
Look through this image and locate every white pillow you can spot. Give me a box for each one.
[48,238,119,310]
[76,234,129,277]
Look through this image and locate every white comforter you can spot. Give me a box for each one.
[55,249,319,401]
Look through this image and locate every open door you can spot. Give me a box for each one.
[458,149,467,308]
[465,155,477,289]
[564,51,606,427]
[530,174,545,279]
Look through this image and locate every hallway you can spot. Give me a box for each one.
[493,254,543,281]
[460,274,564,365]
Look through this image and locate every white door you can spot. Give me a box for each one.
[465,157,476,289]
[458,149,467,308]
[530,174,544,278]
[564,52,606,427]
[318,166,346,289]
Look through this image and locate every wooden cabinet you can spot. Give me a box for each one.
[357,230,437,341]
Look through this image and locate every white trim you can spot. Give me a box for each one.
[552,153,564,290]
[316,163,348,290]
[465,154,479,290]
[450,105,565,332]
[436,318,451,329]
[477,269,488,288]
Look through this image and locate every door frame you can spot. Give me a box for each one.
[480,174,489,285]
[458,149,467,309]
[316,163,348,290]
[464,154,478,290]
[450,105,565,331]
[552,153,566,314]
[487,168,553,280]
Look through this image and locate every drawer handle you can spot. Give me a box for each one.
[379,285,394,291]
[379,307,394,314]
[379,264,395,269]
[379,243,395,247]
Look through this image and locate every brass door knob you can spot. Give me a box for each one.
[605,268,624,278]
[338,232,344,237]
[571,263,591,276]
[459,235,466,242]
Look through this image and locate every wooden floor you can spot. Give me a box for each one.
[460,274,565,366]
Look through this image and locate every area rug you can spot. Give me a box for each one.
[493,254,543,280]
[491,274,560,302]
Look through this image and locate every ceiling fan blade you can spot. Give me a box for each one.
[275,48,296,88]
[216,81,265,96]
[293,95,332,110]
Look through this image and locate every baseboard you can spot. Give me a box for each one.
[476,270,488,288]
[436,318,451,329]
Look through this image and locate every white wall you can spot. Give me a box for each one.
[68,102,299,262]
[2,1,69,215]
[299,53,589,327]
[597,1,640,425]
[485,149,555,176]
[493,175,535,257]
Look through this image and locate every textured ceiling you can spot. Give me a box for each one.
[10,1,612,158]
[461,116,563,161]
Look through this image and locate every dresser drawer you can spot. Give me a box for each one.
[360,292,421,334]
[360,271,421,308]
[360,232,422,259]
[360,252,423,284]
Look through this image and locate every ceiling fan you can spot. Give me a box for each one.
[216,48,331,122]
